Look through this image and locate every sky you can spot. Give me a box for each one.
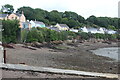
[0,0,120,19]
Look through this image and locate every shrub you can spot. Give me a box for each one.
[2,20,20,43]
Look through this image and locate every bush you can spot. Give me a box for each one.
[25,28,78,43]
[2,20,20,43]
[78,32,90,40]
[24,27,119,43]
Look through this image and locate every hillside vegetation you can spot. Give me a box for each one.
[16,6,119,30]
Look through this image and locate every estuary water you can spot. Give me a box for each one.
[90,47,119,61]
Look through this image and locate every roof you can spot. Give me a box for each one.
[87,27,98,32]
[14,13,22,17]
[32,21,45,25]
[0,13,23,18]
[49,27,60,32]
[22,21,30,25]
[59,24,69,28]
[0,14,8,18]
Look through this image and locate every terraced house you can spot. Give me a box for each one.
[0,12,26,28]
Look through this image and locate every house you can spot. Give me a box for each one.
[106,30,117,34]
[0,12,26,22]
[97,28,105,34]
[69,28,79,33]
[80,27,105,34]
[0,12,26,28]
[87,27,99,34]
[87,27,105,34]
[54,23,70,31]
[22,21,31,29]
[49,27,60,32]
[80,27,88,33]
[46,25,60,32]
[30,20,45,28]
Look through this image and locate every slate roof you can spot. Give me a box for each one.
[49,27,60,32]
[59,24,69,28]
[87,27,98,32]
[33,21,45,25]
[14,13,22,17]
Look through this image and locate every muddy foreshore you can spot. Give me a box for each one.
[5,41,119,74]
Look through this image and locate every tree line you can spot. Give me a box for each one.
[1,4,119,30]
[1,4,120,43]
[23,28,120,43]
[1,19,119,43]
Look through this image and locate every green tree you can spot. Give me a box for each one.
[2,20,20,43]
[1,4,14,14]
[63,11,78,20]
[48,10,62,23]
[77,15,85,23]
[67,19,80,28]
[61,18,68,24]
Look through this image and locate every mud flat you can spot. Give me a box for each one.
[5,42,118,74]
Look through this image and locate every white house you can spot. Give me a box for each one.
[106,30,117,34]
[80,27,105,34]
[30,20,46,28]
[96,28,105,34]
[69,28,79,33]
[80,27,88,33]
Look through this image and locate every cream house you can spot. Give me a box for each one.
[54,23,70,31]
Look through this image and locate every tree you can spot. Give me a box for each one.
[2,20,20,43]
[48,10,62,23]
[63,11,78,20]
[16,7,34,20]
[16,6,119,29]
[77,15,85,23]
[1,4,14,14]
[87,15,98,24]
[61,18,68,24]
[67,19,80,28]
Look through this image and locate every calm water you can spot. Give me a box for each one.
[90,47,119,61]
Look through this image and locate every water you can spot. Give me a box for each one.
[90,47,119,61]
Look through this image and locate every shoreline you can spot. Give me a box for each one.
[5,41,118,74]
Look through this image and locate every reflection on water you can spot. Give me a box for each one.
[90,47,119,61]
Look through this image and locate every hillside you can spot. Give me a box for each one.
[16,6,119,30]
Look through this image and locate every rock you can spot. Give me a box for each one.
[32,42,43,48]
[2,43,15,49]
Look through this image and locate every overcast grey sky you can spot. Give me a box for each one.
[0,0,119,18]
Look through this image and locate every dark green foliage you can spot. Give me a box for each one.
[47,10,62,23]
[16,6,119,29]
[2,20,20,43]
[79,32,90,40]
[78,32,119,41]
[87,16,119,29]
[63,11,78,20]
[67,19,80,28]
[25,28,78,43]
[17,7,35,20]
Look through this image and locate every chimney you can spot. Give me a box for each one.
[22,11,24,14]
